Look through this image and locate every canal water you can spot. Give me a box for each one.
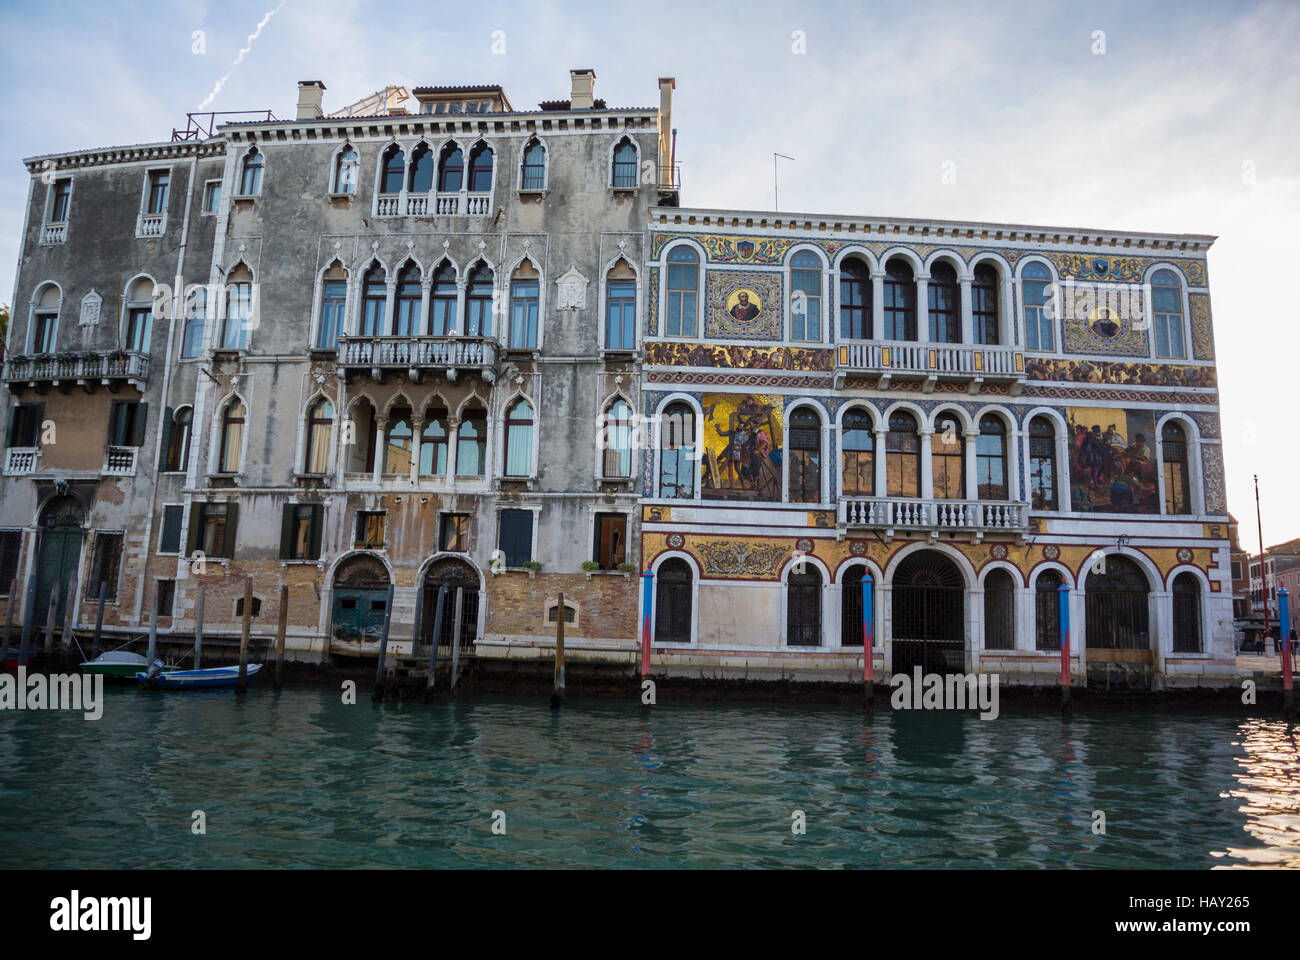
[1,686,1298,869]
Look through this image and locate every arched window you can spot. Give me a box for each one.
[883,258,916,341]
[509,266,540,349]
[393,264,421,336]
[334,145,358,194]
[464,264,494,336]
[181,284,207,357]
[976,415,1008,500]
[932,412,965,500]
[886,411,921,498]
[408,143,433,193]
[790,251,822,341]
[503,399,534,477]
[984,568,1015,650]
[239,148,263,196]
[317,264,348,349]
[1035,569,1063,650]
[32,284,60,353]
[606,260,637,350]
[841,407,874,496]
[840,565,874,647]
[1151,269,1185,359]
[360,264,386,336]
[420,407,449,476]
[655,558,693,643]
[384,412,413,474]
[1085,555,1150,650]
[305,399,333,474]
[219,399,245,473]
[1022,262,1054,351]
[1172,572,1202,652]
[612,138,637,188]
[839,258,870,340]
[1161,420,1191,515]
[972,263,999,345]
[521,140,545,190]
[788,407,822,504]
[1028,416,1058,510]
[437,144,464,192]
[125,277,153,353]
[665,246,699,337]
[429,262,457,335]
[468,144,493,192]
[221,268,252,350]
[929,261,959,343]
[380,145,405,194]
[164,407,192,471]
[602,399,633,478]
[659,401,696,498]
[787,566,822,646]
[456,407,487,477]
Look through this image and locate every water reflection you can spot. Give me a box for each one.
[1215,719,1300,868]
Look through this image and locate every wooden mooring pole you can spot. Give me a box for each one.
[62,578,76,653]
[274,584,288,691]
[1281,588,1294,719]
[236,576,252,694]
[639,569,653,704]
[18,574,36,668]
[92,581,107,652]
[449,587,464,695]
[1059,582,1072,716]
[372,582,396,701]
[146,579,159,664]
[425,584,446,699]
[862,572,874,711]
[551,591,566,709]
[43,581,60,656]
[193,583,205,670]
[3,578,16,659]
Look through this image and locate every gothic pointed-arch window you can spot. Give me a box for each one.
[221,267,253,350]
[1028,416,1059,511]
[305,399,333,474]
[602,399,633,478]
[521,140,545,190]
[408,143,433,193]
[429,262,457,335]
[32,283,60,354]
[606,259,637,351]
[438,145,464,192]
[972,263,1000,345]
[1172,572,1202,652]
[456,407,487,477]
[655,557,693,643]
[665,246,699,337]
[1035,569,1063,650]
[841,407,874,496]
[509,262,540,349]
[976,414,1008,500]
[886,411,921,498]
[790,250,823,341]
[929,261,960,343]
[384,411,413,474]
[1151,269,1185,359]
[504,399,534,477]
[1022,262,1054,351]
[984,568,1015,650]
[468,144,493,192]
[360,264,386,336]
[612,138,637,189]
[239,148,263,196]
[884,259,916,341]
[1162,420,1192,515]
[334,145,358,194]
[125,277,154,353]
[219,399,246,474]
[317,264,348,349]
[932,412,965,500]
[394,264,421,336]
[380,145,405,194]
[420,407,449,476]
[788,407,822,504]
[839,258,870,340]
[465,264,494,336]
[164,406,193,472]
[658,401,696,499]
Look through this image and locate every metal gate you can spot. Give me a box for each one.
[654,558,692,643]
[786,568,822,646]
[1084,556,1149,650]
[840,564,870,647]
[891,551,965,674]
[421,558,480,652]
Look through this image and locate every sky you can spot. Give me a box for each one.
[0,0,1296,552]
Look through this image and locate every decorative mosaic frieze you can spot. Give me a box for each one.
[1020,385,1218,405]
[1025,357,1216,389]
[1189,293,1214,361]
[643,340,832,371]
[1191,411,1221,440]
[696,538,789,578]
[1050,253,1207,287]
[1202,444,1226,516]
[704,270,784,341]
[645,270,659,336]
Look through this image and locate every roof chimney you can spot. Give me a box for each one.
[658,77,676,185]
[297,80,326,120]
[570,69,595,110]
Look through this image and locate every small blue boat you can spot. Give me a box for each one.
[137,663,262,689]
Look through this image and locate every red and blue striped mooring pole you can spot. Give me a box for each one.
[862,572,874,710]
[1059,582,1072,713]
[1280,587,1293,717]
[640,569,654,683]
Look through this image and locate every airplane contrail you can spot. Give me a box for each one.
[197,4,285,110]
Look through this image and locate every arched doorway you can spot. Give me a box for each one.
[331,554,390,646]
[421,557,480,650]
[654,557,693,643]
[787,566,822,646]
[37,495,85,627]
[840,564,874,647]
[1172,572,1201,653]
[1084,555,1150,651]
[891,550,965,674]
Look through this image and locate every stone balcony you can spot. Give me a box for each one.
[102,445,138,477]
[838,496,1029,541]
[337,335,499,384]
[835,340,1025,393]
[374,190,493,218]
[3,447,40,476]
[3,350,150,395]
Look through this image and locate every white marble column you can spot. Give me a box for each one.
[916,276,930,341]
[870,270,885,341]
[959,277,974,343]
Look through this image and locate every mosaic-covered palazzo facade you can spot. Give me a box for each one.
[637,209,1233,685]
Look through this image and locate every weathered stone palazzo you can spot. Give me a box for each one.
[1,69,1233,687]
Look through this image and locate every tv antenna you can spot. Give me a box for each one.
[773,153,794,211]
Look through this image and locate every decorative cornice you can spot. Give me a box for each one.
[23,139,224,174]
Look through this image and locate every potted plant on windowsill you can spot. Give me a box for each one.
[581,560,601,579]
[617,562,636,579]
[524,559,542,579]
